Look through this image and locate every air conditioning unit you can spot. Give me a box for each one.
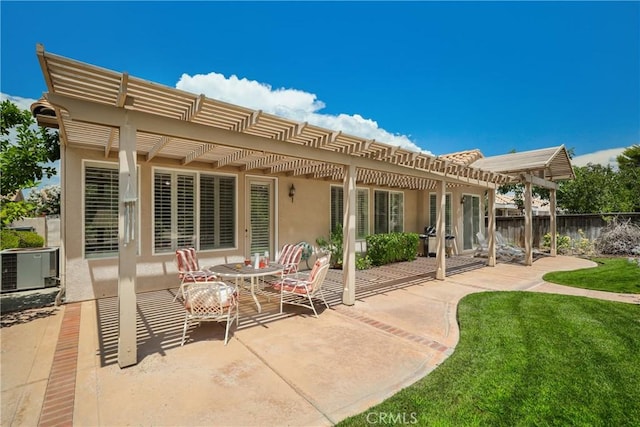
[1,247,59,292]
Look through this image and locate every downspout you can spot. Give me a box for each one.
[55,139,67,305]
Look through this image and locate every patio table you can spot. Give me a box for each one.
[208,263,284,313]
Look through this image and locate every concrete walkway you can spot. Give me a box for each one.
[1,256,638,426]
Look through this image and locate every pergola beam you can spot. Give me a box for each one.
[46,92,505,189]
[182,143,217,165]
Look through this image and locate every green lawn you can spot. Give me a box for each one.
[543,257,640,294]
[338,292,640,426]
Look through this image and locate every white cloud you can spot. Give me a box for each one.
[1,93,38,112]
[572,147,626,168]
[176,72,428,154]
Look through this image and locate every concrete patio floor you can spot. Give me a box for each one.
[2,255,638,426]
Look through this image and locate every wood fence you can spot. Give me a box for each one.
[490,213,640,248]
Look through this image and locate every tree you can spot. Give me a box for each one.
[26,185,61,216]
[616,144,640,212]
[557,163,634,213]
[0,100,60,226]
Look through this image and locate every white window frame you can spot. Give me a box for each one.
[330,185,370,240]
[82,160,140,260]
[199,172,237,251]
[152,166,238,255]
[462,193,481,250]
[429,192,453,235]
[374,190,404,234]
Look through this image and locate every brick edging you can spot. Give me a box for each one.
[333,305,450,353]
[38,303,81,427]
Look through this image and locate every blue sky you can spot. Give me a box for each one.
[2,1,639,167]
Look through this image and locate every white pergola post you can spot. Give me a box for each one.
[487,189,496,267]
[523,180,533,266]
[435,180,446,280]
[550,188,557,257]
[342,163,356,305]
[118,114,138,368]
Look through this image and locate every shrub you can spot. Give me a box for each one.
[355,253,372,270]
[18,231,45,247]
[0,229,44,249]
[542,233,572,254]
[366,232,420,266]
[1,229,20,249]
[572,229,595,257]
[316,224,343,268]
[595,218,640,256]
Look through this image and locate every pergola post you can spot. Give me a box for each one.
[550,188,557,257]
[118,114,138,368]
[523,180,533,266]
[435,179,446,280]
[487,189,496,267]
[342,163,356,305]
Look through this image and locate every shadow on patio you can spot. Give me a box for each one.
[95,255,486,366]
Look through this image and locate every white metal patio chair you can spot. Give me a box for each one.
[174,247,220,301]
[278,244,304,277]
[264,243,304,287]
[272,254,330,318]
[495,231,525,260]
[475,232,518,262]
[181,281,239,346]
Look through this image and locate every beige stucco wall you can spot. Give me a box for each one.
[61,146,486,302]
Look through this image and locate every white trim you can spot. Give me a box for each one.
[151,165,239,256]
[244,174,277,259]
[82,159,140,260]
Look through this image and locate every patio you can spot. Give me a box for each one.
[6,255,637,426]
[96,255,486,367]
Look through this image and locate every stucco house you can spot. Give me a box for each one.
[30,45,573,366]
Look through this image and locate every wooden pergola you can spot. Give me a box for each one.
[31,44,572,367]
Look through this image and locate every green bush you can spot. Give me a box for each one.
[542,233,572,254]
[1,229,20,249]
[573,229,595,256]
[18,231,45,248]
[355,253,372,270]
[366,232,420,266]
[0,229,44,250]
[316,224,343,268]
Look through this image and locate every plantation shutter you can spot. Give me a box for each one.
[176,175,195,248]
[374,190,389,234]
[200,175,235,250]
[356,189,369,239]
[84,166,119,258]
[218,176,235,248]
[154,172,172,252]
[429,193,452,234]
[330,186,343,233]
[389,192,404,232]
[250,182,270,255]
[154,171,195,253]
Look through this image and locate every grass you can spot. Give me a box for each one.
[543,257,640,294]
[338,292,640,426]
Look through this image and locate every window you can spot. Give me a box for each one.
[429,193,452,235]
[200,175,236,250]
[374,190,404,234]
[84,165,119,258]
[462,194,481,250]
[154,169,236,253]
[249,181,271,255]
[330,186,369,239]
[356,189,369,239]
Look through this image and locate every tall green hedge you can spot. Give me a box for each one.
[366,232,420,266]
